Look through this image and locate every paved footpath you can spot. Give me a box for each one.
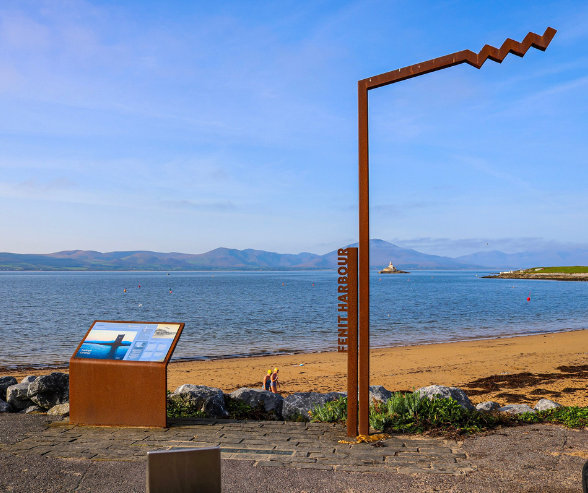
[0,417,474,475]
[2,415,588,492]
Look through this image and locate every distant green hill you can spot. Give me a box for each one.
[3,246,588,272]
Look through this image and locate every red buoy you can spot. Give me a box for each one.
[138,285,141,288]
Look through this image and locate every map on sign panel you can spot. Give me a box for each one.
[74,322,181,362]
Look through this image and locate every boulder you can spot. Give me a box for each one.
[534,398,562,411]
[415,385,475,411]
[6,383,34,410]
[499,404,536,415]
[229,388,284,418]
[0,376,17,401]
[170,385,228,418]
[21,376,37,384]
[23,405,45,414]
[47,403,70,417]
[283,392,346,421]
[369,385,393,403]
[27,373,69,409]
[475,401,501,412]
[0,399,13,413]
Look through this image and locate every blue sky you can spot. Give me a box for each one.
[0,0,586,256]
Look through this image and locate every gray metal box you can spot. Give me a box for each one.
[147,447,221,493]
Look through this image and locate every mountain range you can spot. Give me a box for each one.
[1,239,587,271]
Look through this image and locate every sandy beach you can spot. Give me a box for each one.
[6,330,588,407]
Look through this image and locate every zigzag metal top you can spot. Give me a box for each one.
[361,27,556,90]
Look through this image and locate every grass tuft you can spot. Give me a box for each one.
[166,393,207,418]
[309,397,348,423]
[225,397,278,420]
[530,406,588,428]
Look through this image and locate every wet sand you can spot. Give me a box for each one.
[6,330,588,407]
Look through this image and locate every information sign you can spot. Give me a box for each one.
[70,320,184,427]
[74,321,181,362]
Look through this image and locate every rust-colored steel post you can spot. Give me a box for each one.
[337,248,358,436]
[347,248,359,437]
[357,28,556,436]
[358,83,370,437]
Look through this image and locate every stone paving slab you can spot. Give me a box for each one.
[0,418,474,475]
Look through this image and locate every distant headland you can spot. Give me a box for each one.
[482,266,588,281]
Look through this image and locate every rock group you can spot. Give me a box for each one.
[169,384,229,418]
[415,385,476,411]
[0,373,70,416]
[414,386,562,415]
[229,387,284,416]
[0,376,564,420]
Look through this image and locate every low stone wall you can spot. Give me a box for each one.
[0,377,564,420]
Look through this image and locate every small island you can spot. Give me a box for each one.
[482,266,588,281]
[378,262,409,274]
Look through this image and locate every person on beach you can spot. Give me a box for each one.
[270,367,280,393]
[263,370,272,391]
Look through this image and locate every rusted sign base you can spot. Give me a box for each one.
[69,358,168,427]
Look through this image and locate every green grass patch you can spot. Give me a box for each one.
[167,389,588,431]
[369,392,500,434]
[310,393,588,436]
[524,266,588,274]
[524,406,588,428]
[310,397,348,423]
[310,393,502,435]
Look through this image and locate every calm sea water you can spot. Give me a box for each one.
[0,270,587,370]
